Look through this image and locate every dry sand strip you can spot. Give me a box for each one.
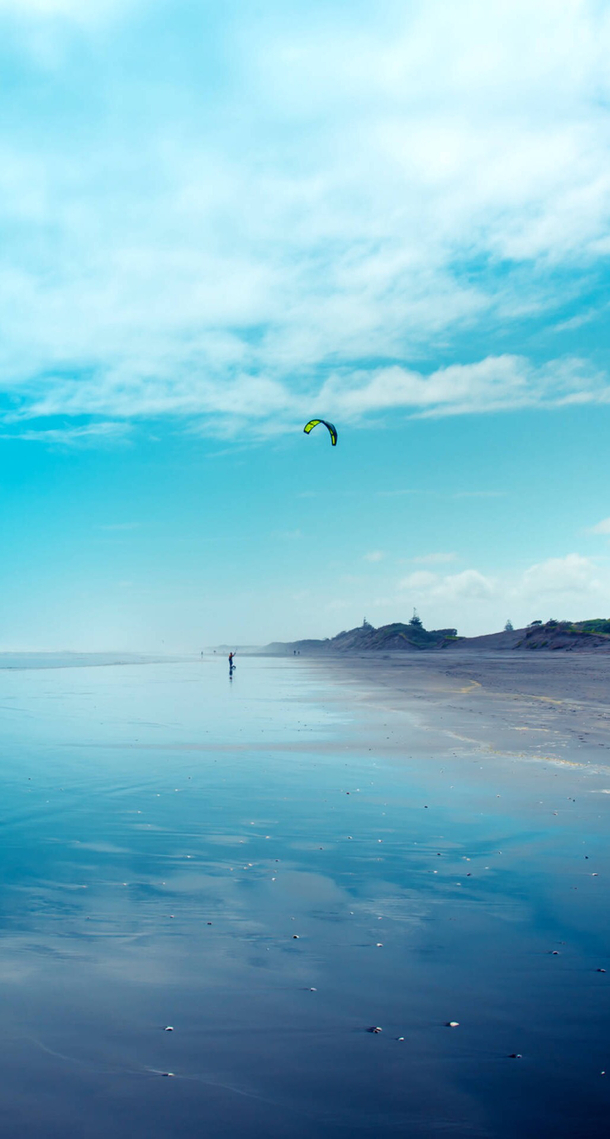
[310,651,610,772]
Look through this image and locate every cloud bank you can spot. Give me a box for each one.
[0,0,609,441]
[385,553,610,634]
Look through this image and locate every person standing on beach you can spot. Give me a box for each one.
[228,652,235,669]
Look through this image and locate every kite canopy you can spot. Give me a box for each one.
[303,419,338,446]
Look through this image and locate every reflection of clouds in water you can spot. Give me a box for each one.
[352,896,429,929]
[0,955,40,983]
[1,656,609,1136]
[270,870,345,905]
[206,834,253,845]
[61,841,132,855]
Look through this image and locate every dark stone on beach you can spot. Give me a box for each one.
[368,1026,382,1033]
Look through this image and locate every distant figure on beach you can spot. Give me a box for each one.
[228,652,235,670]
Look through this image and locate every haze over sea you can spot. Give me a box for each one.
[1,653,608,1138]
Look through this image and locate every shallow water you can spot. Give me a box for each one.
[0,656,609,1138]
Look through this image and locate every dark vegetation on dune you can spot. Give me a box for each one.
[263,615,610,655]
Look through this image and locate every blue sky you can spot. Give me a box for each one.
[1,0,610,650]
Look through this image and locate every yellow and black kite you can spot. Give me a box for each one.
[303,419,337,446]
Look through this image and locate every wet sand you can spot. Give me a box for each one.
[319,650,610,769]
[0,654,609,1137]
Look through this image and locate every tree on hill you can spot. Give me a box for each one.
[409,608,423,628]
[504,620,514,632]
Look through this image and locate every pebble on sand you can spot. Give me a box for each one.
[368,1026,383,1034]
[164,1026,174,1032]
[446,1022,459,1028]
[508,1053,522,1059]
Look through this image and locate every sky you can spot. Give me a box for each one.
[1,0,610,650]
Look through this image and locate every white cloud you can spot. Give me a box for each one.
[0,1,609,438]
[317,356,608,421]
[401,555,607,611]
[400,568,495,600]
[363,551,385,562]
[519,553,602,598]
[5,352,605,437]
[0,0,127,20]
[376,551,610,637]
[444,570,496,600]
[0,421,130,445]
[400,571,438,590]
[587,517,610,535]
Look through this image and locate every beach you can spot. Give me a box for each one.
[0,653,608,1137]
[316,650,610,767]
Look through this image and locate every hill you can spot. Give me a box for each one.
[262,617,610,655]
[457,619,610,652]
[264,617,459,655]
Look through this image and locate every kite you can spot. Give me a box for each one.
[303,419,337,446]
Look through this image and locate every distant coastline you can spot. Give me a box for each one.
[260,616,610,655]
[0,652,182,671]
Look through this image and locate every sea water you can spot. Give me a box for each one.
[0,655,608,1138]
